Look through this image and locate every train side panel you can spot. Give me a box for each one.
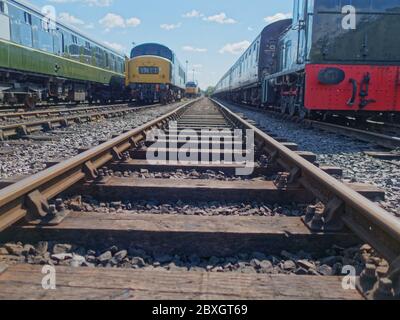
[305,64,400,112]
[0,40,121,84]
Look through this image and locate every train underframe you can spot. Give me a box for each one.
[129,83,183,105]
[217,65,400,122]
[0,68,126,109]
[223,84,262,107]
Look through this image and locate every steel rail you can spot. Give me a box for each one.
[218,99,400,150]
[0,99,196,231]
[306,120,400,150]
[213,99,400,264]
[0,103,130,119]
[0,104,161,140]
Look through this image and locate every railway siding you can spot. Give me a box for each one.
[0,98,399,299]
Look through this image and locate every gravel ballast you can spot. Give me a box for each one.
[0,103,180,179]
[222,101,400,217]
[0,240,384,277]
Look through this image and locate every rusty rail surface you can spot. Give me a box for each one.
[305,120,400,150]
[0,103,130,119]
[213,99,400,265]
[218,99,400,150]
[0,104,161,140]
[0,100,196,231]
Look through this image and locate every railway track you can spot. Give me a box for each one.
[0,103,130,120]
[0,98,399,300]
[0,102,165,140]
[217,100,400,150]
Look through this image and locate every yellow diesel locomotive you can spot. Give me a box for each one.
[185,81,200,98]
[126,43,186,104]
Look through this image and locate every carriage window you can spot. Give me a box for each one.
[347,0,372,11]
[317,0,340,11]
[24,12,31,25]
[293,0,305,23]
[283,41,292,69]
[370,0,400,12]
[0,2,5,14]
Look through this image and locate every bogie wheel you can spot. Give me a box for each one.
[24,95,37,109]
[299,105,309,119]
[280,97,288,114]
[288,98,297,117]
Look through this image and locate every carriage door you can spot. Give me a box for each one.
[0,1,10,41]
[295,0,307,64]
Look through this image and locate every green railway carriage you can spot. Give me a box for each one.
[0,0,126,107]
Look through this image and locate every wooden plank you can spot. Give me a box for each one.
[83,177,315,203]
[80,177,382,203]
[344,183,385,201]
[2,213,359,256]
[0,147,13,155]
[364,151,400,160]
[0,264,363,300]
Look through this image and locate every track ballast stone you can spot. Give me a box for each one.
[0,104,179,179]
[223,102,400,217]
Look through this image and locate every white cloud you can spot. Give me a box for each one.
[58,12,85,26]
[182,10,201,18]
[126,17,141,27]
[182,46,207,53]
[264,12,292,24]
[103,41,126,53]
[99,13,125,29]
[85,0,113,6]
[203,12,237,24]
[192,64,203,68]
[49,0,113,7]
[247,26,254,31]
[219,40,251,55]
[99,13,141,31]
[160,23,182,31]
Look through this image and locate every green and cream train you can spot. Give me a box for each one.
[0,0,126,107]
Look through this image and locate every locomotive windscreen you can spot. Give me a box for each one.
[130,43,173,61]
[310,0,400,64]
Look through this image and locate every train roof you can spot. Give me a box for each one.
[260,18,292,36]
[6,0,125,57]
[215,18,293,86]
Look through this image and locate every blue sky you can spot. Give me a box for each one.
[28,0,293,89]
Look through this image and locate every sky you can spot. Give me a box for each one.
[27,0,293,89]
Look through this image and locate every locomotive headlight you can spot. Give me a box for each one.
[318,68,346,85]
